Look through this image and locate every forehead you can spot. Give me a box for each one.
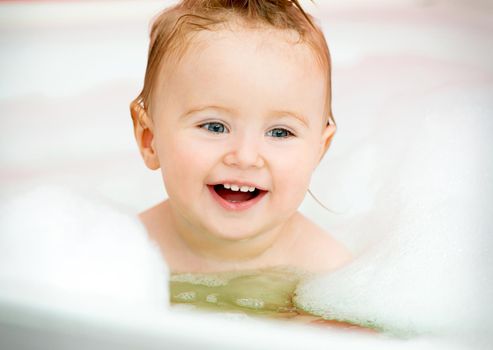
[154,26,326,120]
[167,25,324,81]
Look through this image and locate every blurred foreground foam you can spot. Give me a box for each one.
[0,185,169,309]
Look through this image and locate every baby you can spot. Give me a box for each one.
[130,0,353,275]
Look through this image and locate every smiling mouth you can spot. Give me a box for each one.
[212,184,263,203]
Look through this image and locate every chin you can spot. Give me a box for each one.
[205,221,264,242]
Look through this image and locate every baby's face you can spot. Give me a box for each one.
[148,27,334,241]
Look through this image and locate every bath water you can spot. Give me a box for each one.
[169,267,378,331]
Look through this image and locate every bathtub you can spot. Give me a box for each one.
[0,0,492,349]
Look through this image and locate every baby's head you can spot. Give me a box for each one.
[131,0,336,243]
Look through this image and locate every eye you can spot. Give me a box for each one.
[200,122,228,134]
[266,128,294,138]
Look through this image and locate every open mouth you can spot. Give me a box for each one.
[211,184,263,203]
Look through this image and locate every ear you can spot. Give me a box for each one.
[318,122,337,163]
[130,100,160,170]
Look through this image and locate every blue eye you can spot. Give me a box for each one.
[200,122,228,134]
[266,128,294,138]
[199,123,292,137]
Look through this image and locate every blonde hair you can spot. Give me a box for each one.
[133,0,334,126]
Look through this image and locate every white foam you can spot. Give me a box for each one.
[0,185,170,310]
[170,273,229,287]
[295,84,493,343]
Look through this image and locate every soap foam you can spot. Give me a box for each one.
[295,83,493,343]
[170,273,229,287]
[0,185,170,310]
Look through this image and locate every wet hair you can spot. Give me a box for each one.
[132,0,334,126]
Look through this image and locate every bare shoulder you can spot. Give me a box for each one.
[289,212,354,273]
[137,200,181,268]
[138,201,168,243]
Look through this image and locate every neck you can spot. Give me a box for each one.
[163,200,298,267]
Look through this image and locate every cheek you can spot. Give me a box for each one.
[156,134,218,187]
[269,143,318,201]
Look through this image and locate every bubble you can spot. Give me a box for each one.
[170,273,228,287]
[206,294,219,303]
[175,291,196,302]
[235,298,265,310]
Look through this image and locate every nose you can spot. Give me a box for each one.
[223,133,265,169]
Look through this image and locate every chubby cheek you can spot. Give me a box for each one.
[269,146,318,212]
[156,135,217,198]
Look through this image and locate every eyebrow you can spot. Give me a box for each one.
[182,105,310,127]
[273,110,310,127]
[180,105,233,119]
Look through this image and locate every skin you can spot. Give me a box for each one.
[131,24,353,274]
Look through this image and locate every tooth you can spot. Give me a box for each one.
[231,185,240,191]
[223,184,231,189]
[248,187,255,192]
[240,186,249,192]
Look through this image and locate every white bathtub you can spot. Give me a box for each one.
[0,1,492,349]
